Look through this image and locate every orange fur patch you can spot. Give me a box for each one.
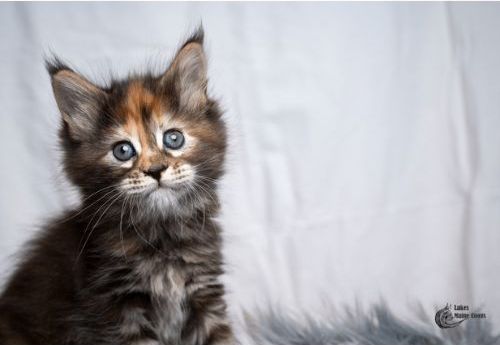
[117,82,167,170]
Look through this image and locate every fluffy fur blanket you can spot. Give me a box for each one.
[244,303,499,345]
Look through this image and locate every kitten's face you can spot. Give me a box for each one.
[93,80,224,215]
[49,31,225,216]
[107,85,203,206]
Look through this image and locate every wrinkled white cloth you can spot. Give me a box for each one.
[1,3,499,340]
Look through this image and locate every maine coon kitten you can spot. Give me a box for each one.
[0,28,235,345]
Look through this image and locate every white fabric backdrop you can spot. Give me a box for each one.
[1,2,500,338]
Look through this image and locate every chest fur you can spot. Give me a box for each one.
[133,257,188,341]
[135,259,185,298]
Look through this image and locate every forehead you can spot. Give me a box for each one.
[115,80,167,131]
[105,79,221,148]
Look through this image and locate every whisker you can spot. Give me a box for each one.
[191,180,218,205]
[75,190,124,263]
[119,194,129,258]
[55,183,122,224]
[82,190,122,234]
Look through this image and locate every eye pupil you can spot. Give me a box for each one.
[163,130,184,150]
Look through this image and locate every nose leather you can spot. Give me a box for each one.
[144,164,167,181]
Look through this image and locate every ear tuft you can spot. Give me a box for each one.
[182,25,204,48]
[45,55,73,77]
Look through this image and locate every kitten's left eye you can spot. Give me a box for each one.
[163,130,185,150]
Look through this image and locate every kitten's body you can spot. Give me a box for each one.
[0,29,235,345]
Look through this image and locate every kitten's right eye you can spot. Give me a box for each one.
[112,141,136,161]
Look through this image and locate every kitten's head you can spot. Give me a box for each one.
[48,29,226,218]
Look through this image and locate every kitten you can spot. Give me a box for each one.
[0,28,235,345]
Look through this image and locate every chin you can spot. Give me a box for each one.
[142,186,185,216]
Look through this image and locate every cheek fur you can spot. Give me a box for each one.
[120,171,157,194]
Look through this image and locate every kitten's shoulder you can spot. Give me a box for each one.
[0,210,82,343]
[23,210,82,264]
[0,210,82,299]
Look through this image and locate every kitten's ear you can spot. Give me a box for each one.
[163,28,208,111]
[46,59,106,140]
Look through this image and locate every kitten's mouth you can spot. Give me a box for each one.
[144,181,182,194]
[158,181,167,188]
[159,182,184,191]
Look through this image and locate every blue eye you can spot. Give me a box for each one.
[113,141,136,161]
[163,130,185,150]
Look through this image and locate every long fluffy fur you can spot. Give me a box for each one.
[245,303,499,345]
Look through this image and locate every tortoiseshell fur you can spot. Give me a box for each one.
[0,28,235,345]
